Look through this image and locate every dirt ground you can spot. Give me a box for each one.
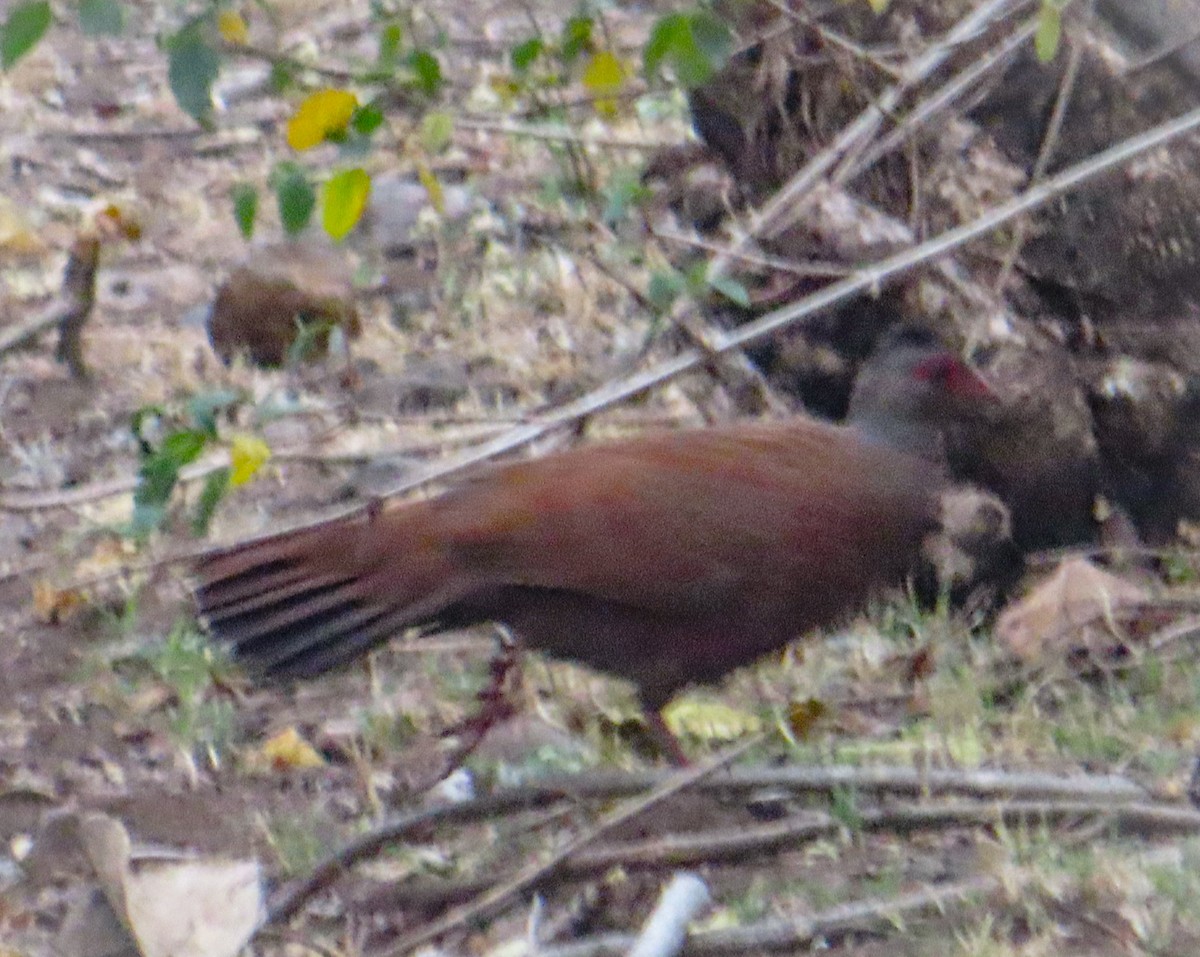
[3,2,1200,956]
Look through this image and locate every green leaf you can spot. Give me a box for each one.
[130,421,207,541]
[269,59,295,92]
[192,467,230,536]
[511,37,543,71]
[644,12,731,88]
[407,49,443,95]
[560,15,592,64]
[167,22,220,124]
[602,167,649,225]
[378,22,402,67]
[273,162,316,235]
[1035,2,1062,62]
[161,429,208,465]
[322,167,371,240]
[231,182,257,239]
[78,0,124,36]
[352,101,384,136]
[708,273,750,307]
[647,269,684,313]
[2,1,52,69]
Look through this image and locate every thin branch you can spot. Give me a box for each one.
[274,761,1151,923]
[539,875,1004,957]
[993,10,1087,293]
[377,737,762,956]
[845,18,1038,180]
[713,0,1027,270]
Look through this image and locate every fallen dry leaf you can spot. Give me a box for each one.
[76,813,263,957]
[258,726,326,770]
[995,557,1151,662]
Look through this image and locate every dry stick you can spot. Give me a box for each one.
[560,842,1191,957]
[525,763,1151,803]
[542,875,1003,957]
[364,101,1200,500]
[0,425,514,512]
[992,15,1086,294]
[266,790,571,925]
[713,0,1026,268]
[456,117,665,150]
[1149,613,1200,654]
[358,798,1200,914]
[0,234,101,364]
[376,736,762,957]
[152,98,1200,556]
[844,18,1038,180]
[275,762,1147,922]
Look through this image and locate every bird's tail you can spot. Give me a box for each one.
[193,508,460,679]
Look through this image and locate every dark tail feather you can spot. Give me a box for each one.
[193,513,460,679]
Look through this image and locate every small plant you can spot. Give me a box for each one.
[143,620,236,765]
[128,388,268,542]
[260,811,329,877]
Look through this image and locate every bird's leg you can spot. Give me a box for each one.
[435,627,523,776]
[643,706,690,766]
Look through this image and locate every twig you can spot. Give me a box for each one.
[377,736,761,956]
[845,18,1038,180]
[266,790,570,925]
[1149,614,1200,653]
[353,100,1200,507]
[713,0,1026,269]
[456,117,665,150]
[993,10,1087,293]
[357,797,1200,916]
[539,874,1004,957]
[276,761,1150,922]
[531,763,1151,803]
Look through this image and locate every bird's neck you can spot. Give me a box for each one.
[848,404,947,463]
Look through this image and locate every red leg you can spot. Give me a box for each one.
[643,707,690,766]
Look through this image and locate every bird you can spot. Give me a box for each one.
[207,242,361,368]
[193,329,993,762]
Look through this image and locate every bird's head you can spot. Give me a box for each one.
[847,326,996,458]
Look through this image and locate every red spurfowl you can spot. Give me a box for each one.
[194,329,993,761]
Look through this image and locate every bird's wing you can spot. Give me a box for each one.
[422,419,940,616]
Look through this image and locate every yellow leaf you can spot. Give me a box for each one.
[786,698,828,740]
[322,167,371,240]
[228,433,270,487]
[32,579,86,624]
[260,727,326,770]
[217,9,249,45]
[286,88,358,151]
[416,163,444,214]
[662,697,761,743]
[582,50,625,117]
[866,0,890,11]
